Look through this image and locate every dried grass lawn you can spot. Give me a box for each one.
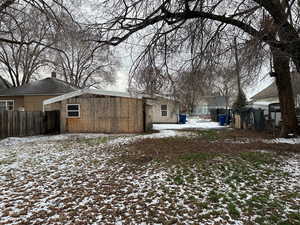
[0,129,299,225]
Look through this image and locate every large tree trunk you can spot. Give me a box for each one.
[272,48,299,137]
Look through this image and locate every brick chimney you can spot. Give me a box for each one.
[51,71,57,78]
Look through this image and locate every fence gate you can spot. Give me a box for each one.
[268,103,281,127]
[45,110,60,134]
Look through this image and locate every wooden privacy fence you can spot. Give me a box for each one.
[0,110,60,139]
[233,108,265,131]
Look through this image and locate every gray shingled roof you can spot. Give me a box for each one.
[0,77,77,96]
[251,72,300,101]
[251,82,278,100]
[0,77,11,90]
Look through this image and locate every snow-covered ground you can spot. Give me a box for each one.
[153,118,300,144]
[0,118,222,147]
[153,118,226,130]
[0,129,192,147]
[1,118,300,146]
[0,133,112,146]
[0,121,299,224]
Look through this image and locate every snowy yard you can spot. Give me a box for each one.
[153,119,225,130]
[0,121,299,225]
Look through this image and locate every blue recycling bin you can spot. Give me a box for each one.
[179,114,187,124]
[219,114,226,126]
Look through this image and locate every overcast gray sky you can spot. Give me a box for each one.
[4,1,274,97]
[63,1,276,96]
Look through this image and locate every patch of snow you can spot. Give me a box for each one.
[0,133,125,146]
[104,129,190,149]
[282,155,300,178]
[264,137,300,144]
[224,138,251,144]
[7,161,19,169]
[255,149,271,153]
[153,119,226,130]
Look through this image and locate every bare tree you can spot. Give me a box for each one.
[51,29,117,88]
[0,6,53,86]
[212,35,268,108]
[90,0,300,136]
[212,67,238,109]
[174,29,263,112]
[0,0,116,89]
[0,0,80,87]
[129,50,169,95]
[40,5,118,89]
[175,71,201,114]
[130,65,166,95]
[0,1,74,45]
[57,46,116,89]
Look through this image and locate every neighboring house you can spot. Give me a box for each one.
[250,72,300,109]
[192,96,227,116]
[43,89,145,133]
[250,82,279,105]
[0,77,12,111]
[250,72,300,126]
[250,83,282,126]
[144,95,180,124]
[0,73,77,111]
[249,82,279,116]
[1,74,180,134]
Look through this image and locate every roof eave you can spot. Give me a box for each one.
[43,89,143,106]
[0,93,67,97]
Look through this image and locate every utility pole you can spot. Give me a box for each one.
[233,37,241,95]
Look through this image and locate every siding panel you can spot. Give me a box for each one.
[52,95,144,133]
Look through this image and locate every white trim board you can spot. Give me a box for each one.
[43,89,142,106]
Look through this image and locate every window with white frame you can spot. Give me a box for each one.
[67,104,80,118]
[161,104,168,117]
[0,100,14,111]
